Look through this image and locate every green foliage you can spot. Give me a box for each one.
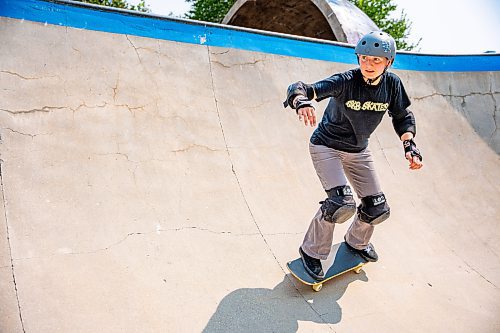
[185,0,236,23]
[75,0,151,13]
[348,0,420,51]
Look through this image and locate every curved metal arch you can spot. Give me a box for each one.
[223,0,378,44]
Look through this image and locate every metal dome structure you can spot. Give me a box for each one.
[222,0,379,44]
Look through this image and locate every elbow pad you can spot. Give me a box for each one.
[392,110,416,137]
[394,122,416,138]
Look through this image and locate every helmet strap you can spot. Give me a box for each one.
[363,64,390,85]
[364,71,384,85]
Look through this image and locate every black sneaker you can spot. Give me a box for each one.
[344,241,379,262]
[299,247,325,280]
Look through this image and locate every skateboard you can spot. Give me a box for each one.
[287,242,368,292]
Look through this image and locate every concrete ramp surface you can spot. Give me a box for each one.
[1,1,499,332]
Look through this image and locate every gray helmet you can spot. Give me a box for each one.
[355,31,396,61]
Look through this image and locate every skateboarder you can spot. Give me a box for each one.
[284,31,423,280]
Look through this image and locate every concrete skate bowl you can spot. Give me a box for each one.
[1,1,499,332]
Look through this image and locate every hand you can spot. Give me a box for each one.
[406,152,423,170]
[403,139,423,170]
[297,106,317,127]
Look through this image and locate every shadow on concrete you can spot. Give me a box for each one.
[202,271,368,332]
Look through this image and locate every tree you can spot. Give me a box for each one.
[348,0,420,50]
[185,0,236,23]
[75,0,151,13]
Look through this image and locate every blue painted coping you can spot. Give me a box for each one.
[1,0,499,72]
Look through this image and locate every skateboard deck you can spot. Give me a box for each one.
[287,242,368,291]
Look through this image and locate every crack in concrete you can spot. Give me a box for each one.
[126,35,142,64]
[210,50,230,55]
[210,59,264,69]
[93,152,139,164]
[0,159,26,332]
[4,127,49,139]
[413,91,499,102]
[414,90,499,151]
[92,144,221,165]
[0,106,65,115]
[440,240,499,289]
[373,134,397,176]
[5,128,34,138]
[263,232,303,236]
[112,74,120,102]
[171,144,220,153]
[0,70,57,81]
[1,102,148,119]
[283,275,336,331]
[421,202,498,288]
[13,227,260,261]
[160,226,260,236]
[460,258,497,288]
[70,102,107,113]
[69,232,147,255]
[156,40,162,66]
[116,103,146,115]
[207,47,271,243]
[489,93,499,144]
[207,46,332,328]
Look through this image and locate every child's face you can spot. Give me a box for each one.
[358,55,391,79]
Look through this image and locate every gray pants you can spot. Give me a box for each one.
[301,143,385,260]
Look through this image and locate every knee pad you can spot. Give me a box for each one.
[358,193,390,225]
[319,185,356,224]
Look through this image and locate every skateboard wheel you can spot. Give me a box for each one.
[312,284,323,292]
[354,266,363,274]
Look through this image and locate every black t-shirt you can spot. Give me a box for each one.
[310,68,416,153]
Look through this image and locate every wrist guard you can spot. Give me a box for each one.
[403,139,422,161]
[293,96,314,114]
